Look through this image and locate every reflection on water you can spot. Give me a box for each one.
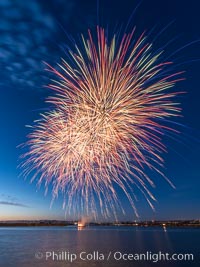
[0,226,199,267]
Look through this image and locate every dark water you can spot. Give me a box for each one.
[0,226,199,267]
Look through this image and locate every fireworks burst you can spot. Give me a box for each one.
[20,27,183,219]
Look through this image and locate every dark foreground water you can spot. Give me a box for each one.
[0,226,200,267]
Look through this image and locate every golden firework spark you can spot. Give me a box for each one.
[20,27,183,219]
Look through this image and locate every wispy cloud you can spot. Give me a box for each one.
[0,0,97,91]
[0,194,29,208]
[0,0,74,90]
[0,201,29,208]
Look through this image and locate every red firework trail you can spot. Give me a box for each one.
[20,27,184,219]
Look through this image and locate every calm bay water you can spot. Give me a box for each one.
[0,226,199,267]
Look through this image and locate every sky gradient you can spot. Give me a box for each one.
[0,0,200,221]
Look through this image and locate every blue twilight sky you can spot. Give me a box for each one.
[0,0,200,221]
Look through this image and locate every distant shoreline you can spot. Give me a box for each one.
[0,220,200,227]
